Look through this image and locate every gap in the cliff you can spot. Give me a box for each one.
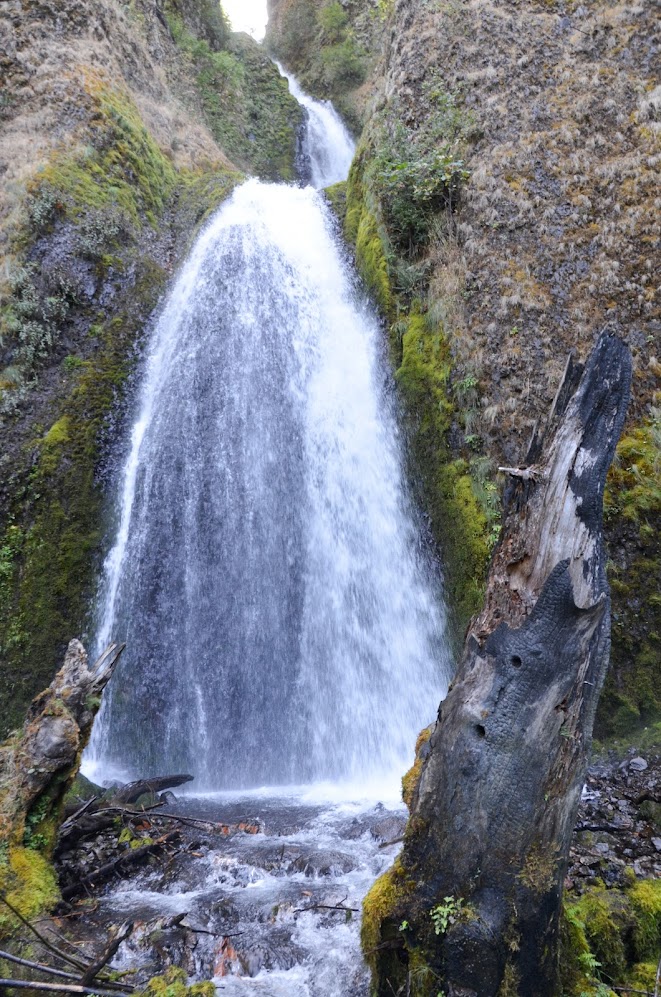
[223,0,267,39]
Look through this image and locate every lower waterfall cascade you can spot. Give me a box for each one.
[81,69,453,995]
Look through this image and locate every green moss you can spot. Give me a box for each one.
[629,879,661,961]
[569,887,630,981]
[598,410,661,741]
[324,180,348,227]
[0,846,59,936]
[361,860,410,967]
[25,73,177,234]
[560,899,599,996]
[626,962,658,993]
[140,967,215,997]
[561,880,661,995]
[355,209,392,317]
[396,313,451,421]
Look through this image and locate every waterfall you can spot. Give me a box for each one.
[277,64,355,188]
[84,74,451,793]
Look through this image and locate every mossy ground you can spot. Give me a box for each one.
[560,879,661,997]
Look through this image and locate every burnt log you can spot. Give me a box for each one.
[365,332,632,997]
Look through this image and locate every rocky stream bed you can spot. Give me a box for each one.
[38,751,659,995]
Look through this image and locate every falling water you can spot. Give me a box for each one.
[85,73,450,794]
[277,64,355,188]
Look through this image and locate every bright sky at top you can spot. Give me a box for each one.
[223,0,268,39]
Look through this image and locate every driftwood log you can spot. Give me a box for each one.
[366,332,632,996]
[110,774,194,804]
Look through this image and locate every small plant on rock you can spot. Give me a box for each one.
[430,896,464,935]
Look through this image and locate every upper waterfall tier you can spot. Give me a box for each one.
[277,65,355,188]
[85,179,450,791]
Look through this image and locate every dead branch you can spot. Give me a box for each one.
[80,923,134,986]
[0,978,132,997]
[61,831,180,901]
[111,776,193,805]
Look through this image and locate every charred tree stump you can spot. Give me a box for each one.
[365,333,632,997]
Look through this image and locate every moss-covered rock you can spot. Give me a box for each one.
[560,879,661,997]
[0,847,59,935]
[323,180,348,227]
[0,73,240,739]
[598,410,661,740]
[401,725,433,811]
[140,966,215,997]
[361,859,413,986]
[165,12,303,182]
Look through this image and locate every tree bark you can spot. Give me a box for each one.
[366,332,632,997]
[0,641,124,848]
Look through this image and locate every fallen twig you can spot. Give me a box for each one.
[0,950,83,982]
[0,896,90,972]
[378,836,405,849]
[293,903,359,914]
[293,892,358,915]
[80,922,134,986]
[574,823,634,833]
[0,978,132,997]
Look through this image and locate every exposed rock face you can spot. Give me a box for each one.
[380,0,658,440]
[342,0,660,736]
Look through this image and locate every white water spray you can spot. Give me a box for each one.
[277,64,355,188]
[85,75,451,794]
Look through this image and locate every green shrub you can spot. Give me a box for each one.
[318,1,348,42]
[321,37,366,89]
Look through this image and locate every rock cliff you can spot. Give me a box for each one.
[0,0,301,737]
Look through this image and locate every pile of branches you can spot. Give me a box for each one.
[0,896,137,997]
[55,774,260,903]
